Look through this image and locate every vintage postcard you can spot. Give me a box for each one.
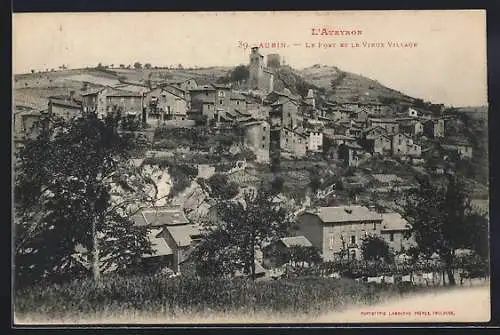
[12,10,489,325]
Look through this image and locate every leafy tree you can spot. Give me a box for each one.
[230,65,249,83]
[133,62,142,69]
[361,235,392,262]
[287,245,322,268]
[270,176,284,195]
[401,173,485,285]
[206,173,239,200]
[119,64,125,68]
[14,115,156,286]
[144,63,152,70]
[190,188,293,279]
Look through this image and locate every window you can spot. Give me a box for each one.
[350,235,356,245]
[329,234,335,250]
[236,101,240,105]
[205,91,209,96]
[390,233,394,242]
[262,136,266,141]
[373,222,377,230]
[218,91,225,97]
[398,138,402,145]
[219,99,223,105]
[262,144,265,148]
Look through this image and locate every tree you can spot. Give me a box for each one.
[190,188,293,279]
[119,64,125,68]
[14,115,156,286]
[30,69,35,74]
[230,65,249,83]
[206,174,239,200]
[133,62,142,69]
[144,63,152,70]
[288,245,322,268]
[361,235,392,262]
[270,176,284,195]
[401,173,484,285]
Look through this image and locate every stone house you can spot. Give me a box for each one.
[48,95,82,121]
[105,91,145,122]
[143,86,188,125]
[132,207,202,273]
[423,118,445,138]
[368,118,400,135]
[392,133,422,157]
[380,212,415,252]
[398,118,424,136]
[294,206,384,261]
[240,120,270,163]
[339,142,363,167]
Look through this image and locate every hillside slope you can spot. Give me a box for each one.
[298,65,416,105]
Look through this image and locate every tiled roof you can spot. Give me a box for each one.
[230,92,247,100]
[142,236,173,258]
[280,236,313,248]
[49,99,82,109]
[381,212,409,231]
[190,85,216,92]
[133,207,189,227]
[305,206,382,224]
[165,224,202,247]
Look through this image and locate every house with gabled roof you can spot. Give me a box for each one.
[262,236,316,269]
[132,206,202,273]
[380,212,415,251]
[295,206,384,261]
[392,132,421,157]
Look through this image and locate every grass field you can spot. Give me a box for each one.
[14,275,439,324]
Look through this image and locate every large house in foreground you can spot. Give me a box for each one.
[295,206,413,261]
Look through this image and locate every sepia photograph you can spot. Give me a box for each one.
[12,10,490,324]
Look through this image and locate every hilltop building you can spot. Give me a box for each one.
[248,47,275,93]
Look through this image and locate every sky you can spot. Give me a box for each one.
[13,10,487,107]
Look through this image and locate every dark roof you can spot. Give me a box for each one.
[303,206,382,224]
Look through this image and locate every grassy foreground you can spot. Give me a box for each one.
[15,275,435,324]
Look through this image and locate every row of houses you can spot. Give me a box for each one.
[132,203,414,276]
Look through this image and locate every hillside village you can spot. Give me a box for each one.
[13,46,489,283]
